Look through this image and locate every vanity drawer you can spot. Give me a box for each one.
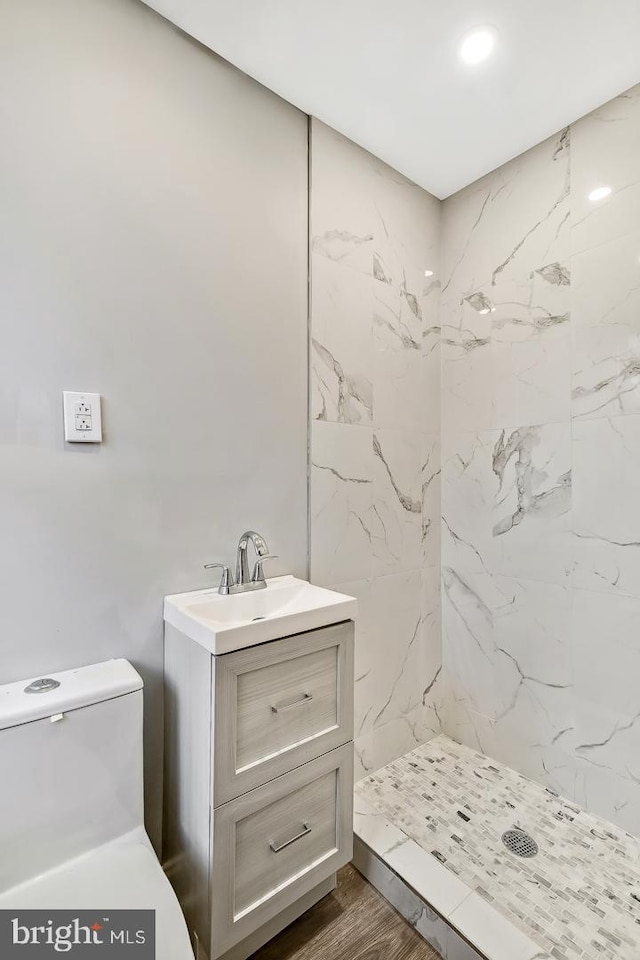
[211,743,353,956]
[213,621,354,805]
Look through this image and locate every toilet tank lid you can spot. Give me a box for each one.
[0,659,143,730]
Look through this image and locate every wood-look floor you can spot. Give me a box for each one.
[249,864,443,960]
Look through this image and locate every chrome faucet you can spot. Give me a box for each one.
[235,530,269,585]
[204,530,278,595]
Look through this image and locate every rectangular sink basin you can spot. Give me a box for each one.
[164,575,358,655]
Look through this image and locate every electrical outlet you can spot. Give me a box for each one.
[63,392,103,443]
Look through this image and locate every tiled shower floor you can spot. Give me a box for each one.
[356,735,640,960]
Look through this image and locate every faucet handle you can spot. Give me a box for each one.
[251,554,279,584]
[204,563,233,595]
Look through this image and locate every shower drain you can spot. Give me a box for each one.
[501,828,539,858]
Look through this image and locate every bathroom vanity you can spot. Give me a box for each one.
[163,575,357,960]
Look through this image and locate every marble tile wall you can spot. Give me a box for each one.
[309,119,442,778]
[440,83,640,836]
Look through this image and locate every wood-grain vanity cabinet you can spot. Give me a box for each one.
[163,619,355,960]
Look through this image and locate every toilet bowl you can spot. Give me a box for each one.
[0,659,194,960]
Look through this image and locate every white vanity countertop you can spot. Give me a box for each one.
[164,575,357,655]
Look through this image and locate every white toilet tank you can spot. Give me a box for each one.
[0,659,145,894]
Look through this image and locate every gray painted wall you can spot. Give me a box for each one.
[0,0,308,847]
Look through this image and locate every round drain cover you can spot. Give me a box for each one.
[502,828,538,858]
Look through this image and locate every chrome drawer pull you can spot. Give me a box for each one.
[270,692,313,714]
[269,822,311,853]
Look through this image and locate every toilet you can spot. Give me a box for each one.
[0,658,194,960]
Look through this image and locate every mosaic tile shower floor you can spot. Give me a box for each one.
[356,735,640,960]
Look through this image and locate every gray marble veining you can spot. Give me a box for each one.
[491,427,571,536]
[312,338,373,424]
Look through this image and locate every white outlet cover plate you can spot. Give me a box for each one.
[63,391,103,443]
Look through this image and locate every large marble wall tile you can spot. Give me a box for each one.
[573,588,640,785]
[442,299,496,435]
[443,424,572,586]
[571,85,640,257]
[311,253,373,424]
[441,127,569,309]
[557,756,640,839]
[370,197,440,435]
[355,701,441,782]
[442,566,502,719]
[422,296,441,436]
[491,256,571,343]
[442,302,572,436]
[440,698,497,758]
[373,336,424,434]
[441,115,575,799]
[492,576,572,689]
[443,421,574,788]
[441,125,571,435]
[371,162,441,297]
[573,414,640,598]
[443,572,573,732]
[310,420,373,586]
[492,319,571,429]
[330,577,375,740]
[441,119,575,808]
[491,422,572,585]
[349,568,442,781]
[489,575,574,784]
[355,570,423,737]
[490,690,576,789]
[441,434,500,724]
[370,428,422,577]
[444,698,577,799]
[442,430,497,580]
[373,274,422,355]
[421,275,442,329]
[442,286,571,434]
[422,435,441,569]
[310,117,442,778]
[310,121,377,276]
[333,570,440,779]
[440,84,640,836]
[311,118,440,293]
[572,230,640,420]
[422,564,444,731]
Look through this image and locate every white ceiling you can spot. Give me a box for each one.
[142,0,640,198]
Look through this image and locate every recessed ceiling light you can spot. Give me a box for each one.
[424,269,434,277]
[459,27,497,65]
[588,185,612,202]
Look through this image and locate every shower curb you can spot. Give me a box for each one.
[352,794,550,960]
